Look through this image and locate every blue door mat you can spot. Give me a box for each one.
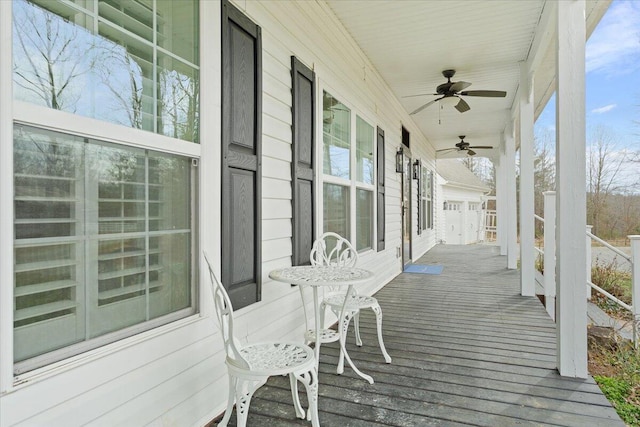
[403,264,444,275]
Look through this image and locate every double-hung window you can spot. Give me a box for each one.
[421,167,434,230]
[355,117,374,251]
[11,0,199,373]
[322,91,375,251]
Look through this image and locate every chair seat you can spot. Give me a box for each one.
[233,342,315,376]
[324,294,378,310]
[304,328,340,344]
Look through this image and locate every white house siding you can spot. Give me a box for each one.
[0,1,439,426]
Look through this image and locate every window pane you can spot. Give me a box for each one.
[158,53,200,142]
[13,1,95,111]
[356,189,373,251]
[13,0,199,143]
[322,92,350,179]
[323,183,349,238]
[356,116,374,184]
[14,124,195,366]
[96,23,156,132]
[157,0,199,64]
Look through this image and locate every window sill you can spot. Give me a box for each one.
[12,313,205,390]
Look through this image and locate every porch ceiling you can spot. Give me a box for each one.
[325,0,610,159]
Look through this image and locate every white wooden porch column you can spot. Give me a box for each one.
[556,0,587,378]
[519,64,536,296]
[495,151,507,255]
[505,126,518,270]
[543,191,556,321]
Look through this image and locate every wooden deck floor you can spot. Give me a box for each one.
[210,244,623,426]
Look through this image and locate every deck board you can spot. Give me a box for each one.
[209,244,623,426]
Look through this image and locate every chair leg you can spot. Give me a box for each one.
[353,311,363,346]
[288,373,306,419]
[295,367,320,427]
[319,301,327,330]
[372,303,392,363]
[337,310,355,374]
[234,378,259,427]
[218,373,236,427]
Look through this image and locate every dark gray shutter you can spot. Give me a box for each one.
[416,161,422,235]
[376,127,385,251]
[221,1,262,309]
[291,57,315,266]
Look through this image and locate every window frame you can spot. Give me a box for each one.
[6,0,201,377]
[318,84,377,254]
[12,122,199,374]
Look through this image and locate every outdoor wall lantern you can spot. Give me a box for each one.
[412,160,420,180]
[395,148,404,173]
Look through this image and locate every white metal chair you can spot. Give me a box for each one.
[310,232,392,373]
[203,253,319,427]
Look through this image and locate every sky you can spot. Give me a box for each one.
[535,0,640,149]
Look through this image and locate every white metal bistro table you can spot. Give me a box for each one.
[269,265,375,384]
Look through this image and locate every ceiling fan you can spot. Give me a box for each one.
[437,136,493,157]
[408,69,507,115]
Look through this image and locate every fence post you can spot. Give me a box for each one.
[630,235,640,348]
[543,191,556,320]
[586,225,593,301]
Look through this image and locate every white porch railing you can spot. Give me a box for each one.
[536,191,640,346]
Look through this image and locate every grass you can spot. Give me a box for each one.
[590,340,640,426]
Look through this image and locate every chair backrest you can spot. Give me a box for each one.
[310,232,358,267]
[203,252,249,369]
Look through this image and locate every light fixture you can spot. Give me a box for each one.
[412,160,420,180]
[395,148,404,173]
[440,96,459,107]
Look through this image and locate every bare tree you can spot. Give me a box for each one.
[533,129,556,215]
[13,2,94,111]
[155,62,200,142]
[587,125,628,236]
[93,43,146,130]
[461,156,494,189]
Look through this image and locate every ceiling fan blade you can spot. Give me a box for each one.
[449,81,472,92]
[455,98,470,113]
[410,97,441,115]
[468,145,493,149]
[435,147,458,153]
[459,90,507,98]
[467,149,477,156]
[402,93,438,98]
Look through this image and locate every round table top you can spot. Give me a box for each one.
[269,265,373,287]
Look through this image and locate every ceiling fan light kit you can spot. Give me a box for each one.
[440,96,459,107]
